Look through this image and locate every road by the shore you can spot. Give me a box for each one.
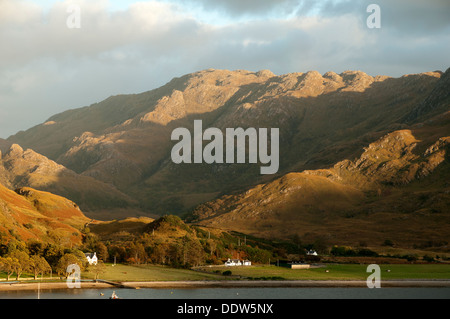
[1,279,450,291]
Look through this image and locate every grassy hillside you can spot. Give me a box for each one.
[0,143,139,219]
[189,114,450,250]
[0,183,90,245]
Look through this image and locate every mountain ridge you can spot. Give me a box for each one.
[6,68,449,218]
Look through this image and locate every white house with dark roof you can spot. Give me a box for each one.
[85,252,98,265]
[306,250,318,256]
[224,258,251,266]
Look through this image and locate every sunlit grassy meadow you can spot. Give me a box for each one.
[81,263,450,282]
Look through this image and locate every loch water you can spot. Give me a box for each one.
[0,287,449,299]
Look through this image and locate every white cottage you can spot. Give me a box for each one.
[225,259,241,266]
[224,259,251,267]
[85,252,98,265]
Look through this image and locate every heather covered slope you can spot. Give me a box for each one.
[189,113,450,249]
[0,183,90,245]
[7,68,449,217]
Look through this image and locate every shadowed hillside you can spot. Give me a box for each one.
[189,112,450,249]
[7,68,449,218]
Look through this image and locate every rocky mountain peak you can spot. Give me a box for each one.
[340,70,374,92]
[7,143,24,156]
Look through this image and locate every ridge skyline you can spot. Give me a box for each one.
[2,67,446,140]
[3,66,448,219]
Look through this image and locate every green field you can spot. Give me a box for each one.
[82,264,225,282]
[199,264,450,281]
[81,263,450,282]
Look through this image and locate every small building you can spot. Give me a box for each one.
[225,259,241,266]
[85,252,98,265]
[306,250,318,256]
[224,259,251,267]
[290,262,310,270]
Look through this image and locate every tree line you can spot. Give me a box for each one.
[0,216,279,279]
[82,215,279,268]
[0,236,104,280]
[85,226,276,268]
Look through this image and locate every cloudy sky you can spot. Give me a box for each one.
[0,0,449,138]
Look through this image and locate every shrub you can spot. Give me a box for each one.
[357,248,378,257]
[331,246,356,256]
[222,270,232,276]
[249,276,285,281]
[383,239,394,247]
[404,254,418,262]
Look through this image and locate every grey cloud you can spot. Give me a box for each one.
[303,0,450,34]
[167,0,450,33]
[168,0,302,17]
[167,0,450,35]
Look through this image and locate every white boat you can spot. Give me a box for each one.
[110,291,120,299]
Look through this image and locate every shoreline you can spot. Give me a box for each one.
[1,279,450,292]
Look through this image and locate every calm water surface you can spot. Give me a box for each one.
[0,287,449,299]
